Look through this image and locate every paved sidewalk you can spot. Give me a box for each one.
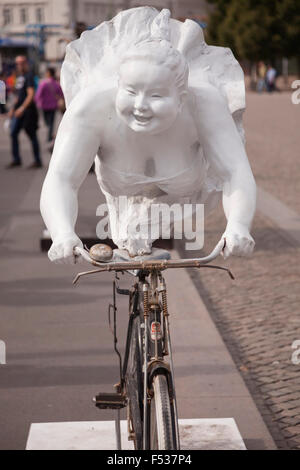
[0,118,275,449]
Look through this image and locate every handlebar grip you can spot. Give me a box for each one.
[189,237,225,263]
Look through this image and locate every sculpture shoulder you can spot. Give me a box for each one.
[187,83,228,115]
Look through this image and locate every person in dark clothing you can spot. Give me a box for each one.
[6,56,42,169]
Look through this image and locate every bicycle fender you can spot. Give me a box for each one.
[147,360,174,397]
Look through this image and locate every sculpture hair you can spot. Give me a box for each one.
[119,9,189,94]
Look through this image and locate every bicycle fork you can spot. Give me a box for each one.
[142,282,150,450]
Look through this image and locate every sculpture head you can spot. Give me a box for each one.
[116,39,189,135]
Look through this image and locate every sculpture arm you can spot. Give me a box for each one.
[193,84,256,257]
[40,91,101,261]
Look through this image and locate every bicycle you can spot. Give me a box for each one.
[73,239,233,450]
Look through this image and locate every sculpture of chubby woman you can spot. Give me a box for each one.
[40,7,256,262]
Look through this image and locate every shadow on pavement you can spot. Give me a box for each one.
[0,277,106,306]
[0,365,119,388]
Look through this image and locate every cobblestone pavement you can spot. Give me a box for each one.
[177,91,300,450]
[244,91,300,214]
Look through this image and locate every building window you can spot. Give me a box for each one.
[3,8,12,25]
[36,7,44,23]
[20,7,27,24]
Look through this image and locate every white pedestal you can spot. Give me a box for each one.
[26,418,246,450]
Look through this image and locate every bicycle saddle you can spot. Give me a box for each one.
[112,248,171,263]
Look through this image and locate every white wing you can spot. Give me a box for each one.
[61,7,245,143]
[60,6,159,107]
[171,18,246,143]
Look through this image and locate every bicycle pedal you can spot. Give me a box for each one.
[93,392,127,410]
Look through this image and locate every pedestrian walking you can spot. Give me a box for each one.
[35,67,64,143]
[6,56,42,169]
[256,61,266,93]
[266,64,277,93]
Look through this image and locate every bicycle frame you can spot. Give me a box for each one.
[74,240,234,450]
[109,268,180,450]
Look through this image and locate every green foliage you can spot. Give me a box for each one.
[206,0,300,61]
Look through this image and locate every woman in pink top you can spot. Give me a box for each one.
[35,67,64,142]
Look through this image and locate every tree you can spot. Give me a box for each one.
[206,0,300,62]
[277,0,300,58]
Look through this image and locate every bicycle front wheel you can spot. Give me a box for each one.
[126,315,143,450]
[150,374,177,450]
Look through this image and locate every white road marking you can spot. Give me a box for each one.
[26,418,246,450]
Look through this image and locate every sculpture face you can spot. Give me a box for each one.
[116,59,182,135]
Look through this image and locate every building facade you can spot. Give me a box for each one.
[0,0,211,61]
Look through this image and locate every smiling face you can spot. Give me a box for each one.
[116,59,185,135]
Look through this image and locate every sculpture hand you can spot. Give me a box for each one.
[221,223,255,259]
[48,233,83,264]
[124,237,152,257]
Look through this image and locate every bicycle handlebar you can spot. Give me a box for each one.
[73,237,234,274]
[74,239,225,268]
[72,239,235,283]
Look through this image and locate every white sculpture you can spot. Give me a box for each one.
[40,7,256,263]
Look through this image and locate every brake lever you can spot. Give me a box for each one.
[196,263,234,280]
[73,267,108,284]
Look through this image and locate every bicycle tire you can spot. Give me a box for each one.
[126,314,143,449]
[150,374,177,450]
